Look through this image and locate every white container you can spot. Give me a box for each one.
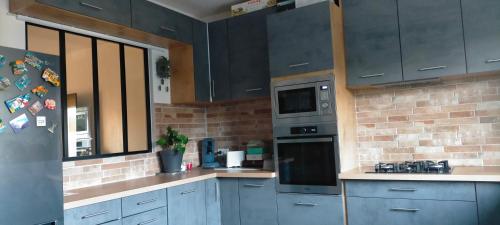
[295,0,328,8]
[231,0,277,16]
[226,151,246,168]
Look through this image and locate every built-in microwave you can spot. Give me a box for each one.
[271,74,336,125]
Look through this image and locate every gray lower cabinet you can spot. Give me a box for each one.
[343,0,403,87]
[192,19,211,102]
[267,1,334,77]
[122,207,168,225]
[102,219,122,225]
[347,197,478,225]
[208,20,232,101]
[168,181,207,225]
[206,178,222,225]
[476,183,500,225]
[239,178,278,225]
[277,193,343,225]
[462,0,500,74]
[37,0,131,26]
[121,189,167,217]
[398,0,466,81]
[219,179,240,225]
[64,199,121,225]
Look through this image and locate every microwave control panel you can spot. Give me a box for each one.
[318,83,333,114]
[291,126,318,135]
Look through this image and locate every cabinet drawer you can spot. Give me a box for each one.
[122,189,167,217]
[64,199,121,225]
[239,178,278,225]
[277,193,343,225]
[168,181,206,225]
[476,182,500,225]
[347,197,478,225]
[122,207,167,225]
[37,0,131,26]
[345,181,476,201]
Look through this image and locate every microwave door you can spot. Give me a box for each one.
[274,84,320,118]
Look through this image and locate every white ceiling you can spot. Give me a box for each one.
[149,0,245,22]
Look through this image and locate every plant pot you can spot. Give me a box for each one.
[159,149,184,173]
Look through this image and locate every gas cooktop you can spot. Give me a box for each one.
[367,160,452,174]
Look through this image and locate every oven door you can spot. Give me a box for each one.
[273,83,320,119]
[274,136,341,195]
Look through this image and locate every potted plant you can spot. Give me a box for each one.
[156,126,189,173]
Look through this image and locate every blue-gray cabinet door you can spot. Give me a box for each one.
[193,19,211,102]
[121,189,167,217]
[398,0,466,81]
[476,183,500,225]
[343,0,403,87]
[347,197,478,225]
[238,178,278,225]
[208,20,232,101]
[122,207,167,225]
[219,179,240,225]
[37,0,131,26]
[227,8,274,99]
[168,181,206,225]
[462,0,500,73]
[206,179,222,225]
[267,1,333,77]
[64,199,121,225]
[277,193,344,225]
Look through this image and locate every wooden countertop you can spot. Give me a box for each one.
[339,166,500,182]
[64,168,275,210]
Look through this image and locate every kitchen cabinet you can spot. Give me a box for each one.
[121,189,167,217]
[193,19,211,102]
[168,181,207,225]
[219,179,240,225]
[206,178,222,225]
[343,0,403,87]
[239,178,278,225]
[37,0,131,26]
[64,199,121,225]
[462,0,500,73]
[131,0,193,44]
[398,0,466,81]
[227,8,274,99]
[122,207,168,225]
[208,20,232,101]
[277,193,344,225]
[267,1,334,77]
[476,183,500,225]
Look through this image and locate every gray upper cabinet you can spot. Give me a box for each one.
[476,183,500,225]
[219,179,240,225]
[462,0,500,73]
[206,178,222,225]
[239,178,278,225]
[343,0,403,87]
[168,181,207,225]
[193,20,211,102]
[227,8,274,99]
[37,0,131,26]
[398,0,466,81]
[208,20,232,101]
[131,0,193,43]
[267,1,334,77]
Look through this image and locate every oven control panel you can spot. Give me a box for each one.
[290,126,318,135]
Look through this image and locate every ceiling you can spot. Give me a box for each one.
[149,0,245,22]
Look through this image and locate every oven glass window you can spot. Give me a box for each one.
[278,87,317,114]
[277,139,337,186]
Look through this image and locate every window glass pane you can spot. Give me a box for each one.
[27,25,60,56]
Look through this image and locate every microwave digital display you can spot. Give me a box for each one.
[277,87,317,114]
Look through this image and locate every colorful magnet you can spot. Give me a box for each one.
[0,118,5,133]
[9,113,30,133]
[0,76,11,90]
[0,55,6,68]
[28,101,43,116]
[44,99,56,110]
[41,68,60,87]
[48,122,57,134]
[10,60,28,76]
[15,75,32,91]
[5,93,31,113]
[24,52,44,70]
[36,116,46,127]
[31,85,48,98]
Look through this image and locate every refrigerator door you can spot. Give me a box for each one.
[0,46,63,224]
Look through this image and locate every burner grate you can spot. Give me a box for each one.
[369,160,452,174]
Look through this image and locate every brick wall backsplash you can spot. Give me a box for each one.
[63,98,272,190]
[355,74,500,167]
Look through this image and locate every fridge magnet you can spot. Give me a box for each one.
[41,68,60,87]
[10,60,28,76]
[36,116,46,127]
[28,101,43,116]
[24,52,44,70]
[15,75,32,91]
[31,85,48,98]
[5,93,31,113]
[44,99,56,110]
[9,113,30,133]
[0,118,5,133]
[48,122,57,134]
[0,55,6,68]
[0,76,11,90]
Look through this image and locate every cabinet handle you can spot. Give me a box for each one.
[245,88,263,92]
[81,210,109,219]
[215,182,219,202]
[485,58,500,64]
[388,188,417,192]
[212,80,216,98]
[417,66,447,72]
[79,2,103,10]
[181,189,196,195]
[160,26,177,33]
[289,62,310,68]
[277,0,295,6]
[294,202,319,207]
[360,73,384,78]
[390,208,420,213]
[138,218,158,225]
[243,184,265,188]
[137,198,157,205]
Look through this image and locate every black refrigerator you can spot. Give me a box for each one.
[0,46,63,224]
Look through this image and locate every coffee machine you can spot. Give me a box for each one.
[201,138,221,168]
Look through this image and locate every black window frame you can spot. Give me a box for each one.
[26,23,152,161]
